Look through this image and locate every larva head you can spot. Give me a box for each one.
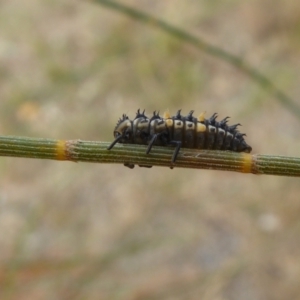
[235,133,252,153]
[113,114,133,143]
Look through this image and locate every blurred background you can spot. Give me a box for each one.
[0,0,300,299]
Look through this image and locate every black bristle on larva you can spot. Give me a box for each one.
[218,116,230,127]
[136,109,146,118]
[174,109,182,120]
[108,109,252,168]
[209,113,218,124]
[185,110,194,121]
[115,114,128,127]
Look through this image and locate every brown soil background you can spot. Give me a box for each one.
[0,0,300,299]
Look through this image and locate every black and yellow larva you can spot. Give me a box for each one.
[107,109,252,168]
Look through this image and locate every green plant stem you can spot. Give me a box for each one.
[93,0,300,118]
[1,135,300,177]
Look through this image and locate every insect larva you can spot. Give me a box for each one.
[107,109,252,168]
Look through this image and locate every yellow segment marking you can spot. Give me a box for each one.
[56,140,67,160]
[197,123,206,132]
[198,111,206,122]
[241,153,253,173]
[165,119,173,127]
[163,110,171,119]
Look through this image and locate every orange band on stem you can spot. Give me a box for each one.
[241,153,253,173]
[56,140,67,160]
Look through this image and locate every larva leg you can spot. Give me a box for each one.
[169,140,182,164]
[146,133,159,154]
[107,134,123,150]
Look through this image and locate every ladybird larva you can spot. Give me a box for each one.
[107,109,252,168]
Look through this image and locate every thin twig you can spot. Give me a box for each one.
[1,136,300,177]
[93,0,300,119]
